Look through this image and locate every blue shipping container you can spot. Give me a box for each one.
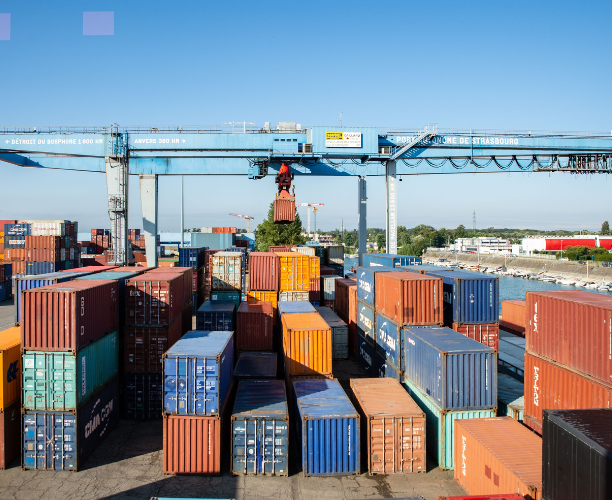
[357,331,375,376]
[122,373,163,420]
[424,269,499,325]
[196,301,236,331]
[191,232,236,250]
[363,253,421,268]
[403,326,497,410]
[22,379,119,471]
[375,348,402,382]
[25,262,62,275]
[375,312,403,370]
[163,330,234,416]
[1,263,12,280]
[400,264,455,274]
[293,378,360,477]
[210,290,241,309]
[4,223,30,236]
[231,380,289,476]
[357,299,375,343]
[3,235,26,248]
[0,281,10,302]
[356,266,402,307]
[179,247,207,269]
[234,352,277,379]
[497,373,524,422]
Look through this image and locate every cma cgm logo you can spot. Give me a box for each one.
[360,343,372,366]
[6,361,18,383]
[85,399,114,438]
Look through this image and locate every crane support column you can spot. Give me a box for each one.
[385,160,397,255]
[105,156,130,266]
[139,174,158,267]
[358,176,367,266]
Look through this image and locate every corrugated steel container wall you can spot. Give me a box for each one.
[236,301,274,351]
[425,270,499,325]
[348,285,358,357]
[0,400,20,468]
[248,252,279,291]
[210,252,242,291]
[363,253,421,268]
[233,352,277,379]
[403,327,497,411]
[125,274,184,326]
[122,373,163,419]
[334,278,356,320]
[147,267,193,306]
[124,317,182,373]
[325,245,344,265]
[526,291,612,387]
[21,280,119,351]
[404,377,497,470]
[163,330,234,416]
[178,247,206,269]
[523,351,612,433]
[309,277,320,302]
[196,301,236,332]
[357,299,376,343]
[543,409,612,500]
[357,331,375,376]
[320,265,337,276]
[500,299,525,334]
[322,276,340,301]
[451,323,499,351]
[273,197,295,223]
[497,373,524,422]
[309,256,320,279]
[246,291,278,322]
[282,313,332,376]
[375,313,403,370]
[277,252,310,292]
[454,418,542,500]
[376,272,444,326]
[210,290,241,309]
[22,331,118,410]
[293,246,315,257]
[350,378,425,474]
[356,266,404,307]
[231,380,289,476]
[0,328,21,410]
[278,300,316,317]
[375,348,402,382]
[315,306,349,359]
[191,232,235,249]
[22,379,119,471]
[279,291,309,302]
[293,379,360,476]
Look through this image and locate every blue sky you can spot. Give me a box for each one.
[1,0,611,233]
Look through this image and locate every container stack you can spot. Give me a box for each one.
[523,290,612,435]
[333,278,358,357]
[0,263,12,302]
[196,300,236,331]
[90,228,110,254]
[276,251,310,302]
[0,327,21,468]
[178,246,208,314]
[0,220,10,262]
[247,252,279,322]
[21,280,120,471]
[210,251,243,308]
[203,248,222,301]
[162,330,234,475]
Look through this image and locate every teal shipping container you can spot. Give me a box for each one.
[211,290,241,310]
[22,331,119,411]
[497,373,524,422]
[403,377,496,470]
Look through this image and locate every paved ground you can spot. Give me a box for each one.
[0,293,466,500]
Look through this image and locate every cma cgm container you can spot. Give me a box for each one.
[375,312,403,370]
[500,299,525,335]
[22,379,119,471]
[454,417,542,500]
[376,272,444,326]
[356,266,402,307]
[543,408,612,500]
[236,301,274,351]
[375,348,402,382]
[293,378,360,476]
[233,352,277,379]
[282,312,332,376]
[363,253,421,268]
[0,327,21,410]
[22,331,118,411]
[196,301,236,332]
[404,377,497,470]
[163,330,234,416]
[351,378,426,474]
[21,280,119,351]
[357,331,375,376]
[211,252,242,291]
[125,273,184,326]
[451,323,499,351]
[425,269,499,325]
[248,252,279,291]
[124,316,182,373]
[315,306,349,359]
[123,373,163,419]
[0,400,20,468]
[276,252,310,292]
[231,380,289,476]
[357,299,376,343]
[526,290,612,387]
[403,327,497,411]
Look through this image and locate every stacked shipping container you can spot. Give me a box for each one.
[0,263,12,302]
[0,327,21,468]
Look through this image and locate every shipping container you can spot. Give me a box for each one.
[248,252,279,291]
[325,245,344,265]
[543,408,612,500]
[309,277,320,302]
[282,312,332,376]
[273,196,295,224]
[22,331,118,411]
[404,377,497,470]
[375,272,444,326]
[424,270,499,325]
[293,378,360,476]
[279,291,309,302]
[122,373,163,419]
[246,291,278,321]
[196,301,236,332]
[497,374,524,422]
[124,317,182,373]
[22,379,119,471]
[454,417,542,500]
[350,378,425,475]
[321,275,340,301]
[233,352,277,379]
[401,264,456,274]
[500,300,525,335]
[403,326,497,410]
[439,496,525,500]
[0,281,10,302]
[375,312,403,370]
[356,266,404,307]
[523,351,612,434]
[125,273,184,326]
[357,331,375,375]
[334,278,356,319]
[178,247,207,270]
[236,301,274,351]
[375,348,402,382]
[0,400,20,468]
[211,252,242,291]
[231,380,289,476]
[191,232,235,250]
[276,252,310,292]
[526,290,612,387]
[363,253,421,268]
[21,280,119,351]
[358,299,376,343]
[498,337,525,383]
[0,263,12,282]
[163,330,234,415]
[147,267,193,306]
[315,306,349,359]
[309,255,320,278]
[210,290,241,309]
[278,300,316,317]
[0,327,21,410]
[320,265,337,276]
[451,323,499,351]
[292,246,315,257]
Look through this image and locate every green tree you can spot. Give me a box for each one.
[411,235,428,256]
[376,234,385,252]
[413,224,435,237]
[601,221,610,235]
[254,202,306,251]
[344,233,354,248]
[454,224,467,239]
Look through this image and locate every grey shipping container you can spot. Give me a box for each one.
[322,276,341,301]
[196,300,236,331]
[277,300,315,318]
[233,352,277,379]
[315,306,348,359]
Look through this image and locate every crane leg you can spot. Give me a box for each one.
[385,160,397,255]
[139,174,158,267]
[358,176,367,266]
[105,156,130,265]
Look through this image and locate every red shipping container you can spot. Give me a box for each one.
[236,301,274,351]
[9,262,25,275]
[147,267,193,306]
[375,272,443,326]
[4,249,24,261]
[273,196,295,224]
[125,274,185,326]
[124,316,182,373]
[0,400,21,469]
[323,299,335,311]
[526,290,612,387]
[110,266,153,274]
[523,351,612,434]
[24,248,62,262]
[21,280,119,351]
[320,265,336,276]
[309,278,320,302]
[451,323,499,351]
[24,236,61,249]
[334,278,357,321]
[249,252,279,291]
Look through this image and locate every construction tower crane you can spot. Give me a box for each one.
[229,213,254,232]
[296,203,324,237]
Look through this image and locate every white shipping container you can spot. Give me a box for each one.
[211,251,242,291]
[292,246,315,257]
[279,291,309,302]
[325,245,344,265]
[322,276,341,301]
[316,306,349,359]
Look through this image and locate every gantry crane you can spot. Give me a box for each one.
[229,213,254,232]
[296,203,324,237]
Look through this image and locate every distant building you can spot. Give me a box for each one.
[451,237,512,254]
[318,234,334,243]
[521,235,612,255]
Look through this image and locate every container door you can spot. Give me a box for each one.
[263,418,288,475]
[398,416,425,473]
[369,417,395,473]
[232,418,248,473]
[23,413,77,470]
[52,352,76,410]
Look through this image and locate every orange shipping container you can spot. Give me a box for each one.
[454,417,542,500]
[309,256,320,279]
[351,378,426,475]
[451,323,499,351]
[282,312,332,376]
[500,300,525,335]
[247,291,278,325]
[375,272,443,326]
[276,252,310,292]
[334,278,357,322]
[273,197,295,224]
[0,327,21,410]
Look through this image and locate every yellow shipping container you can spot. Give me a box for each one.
[276,252,310,292]
[309,256,320,279]
[282,312,332,376]
[247,290,279,324]
[0,327,21,410]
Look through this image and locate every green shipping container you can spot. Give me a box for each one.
[403,377,496,470]
[22,331,119,411]
[211,290,241,310]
